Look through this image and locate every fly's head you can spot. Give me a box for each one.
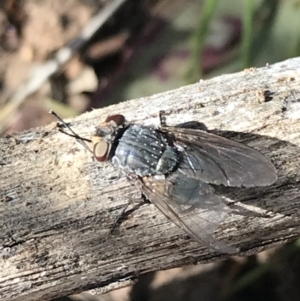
[50,110,127,163]
[92,114,127,162]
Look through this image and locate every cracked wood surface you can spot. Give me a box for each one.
[1,57,300,301]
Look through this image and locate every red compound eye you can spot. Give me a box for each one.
[105,114,125,126]
[93,141,110,162]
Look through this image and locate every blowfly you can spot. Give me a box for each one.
[50,110,277,254]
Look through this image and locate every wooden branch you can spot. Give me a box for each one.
[1,57,300,301]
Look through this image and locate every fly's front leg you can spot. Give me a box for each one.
[110,174,148,234]
[110,200,131,234]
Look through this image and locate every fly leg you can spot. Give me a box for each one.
[110,173,149,234]
[110,199,148,234]
[159,110,167,127]
[159,110,208,131]
[110,200,130,234]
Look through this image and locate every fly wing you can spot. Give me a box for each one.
[140,173,238,253]
[165,127,277,187]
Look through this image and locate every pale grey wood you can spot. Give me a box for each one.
[1,57,300,301]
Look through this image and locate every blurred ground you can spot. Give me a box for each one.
[0,0,100,131]
[1,1,300,301]
[64,243,300,301]
[0,0,242,133]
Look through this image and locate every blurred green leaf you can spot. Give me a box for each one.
[241,0,255,68]
[251,0,279,63]
[44,98,78,118]
[187,0,219,82]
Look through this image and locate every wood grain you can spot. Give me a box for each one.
[1,57,300,301]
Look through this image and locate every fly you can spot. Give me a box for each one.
[50,110,277,254]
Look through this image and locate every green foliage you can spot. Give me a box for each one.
[187,0,300,82]
[187,0,219,81]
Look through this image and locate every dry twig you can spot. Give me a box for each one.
[1,57,300,301]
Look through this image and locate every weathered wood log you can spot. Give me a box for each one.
[1,57,300,301]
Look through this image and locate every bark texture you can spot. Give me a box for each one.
[1,57,300,301]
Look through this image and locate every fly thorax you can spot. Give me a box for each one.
[155,145,179,175]
[112,125,179,177]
